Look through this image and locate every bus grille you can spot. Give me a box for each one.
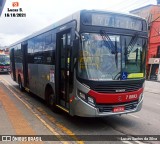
[93,83,142,93]
[97,101,138,113]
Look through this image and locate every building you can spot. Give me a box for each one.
[0,0,6,16]
[0,47,9,55]
[130,1,160,81]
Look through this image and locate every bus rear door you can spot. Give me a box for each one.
[22,42,28,88]
[10,48,16,81]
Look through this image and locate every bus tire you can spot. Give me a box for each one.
[46,87,59,113]
[18,76,24,91]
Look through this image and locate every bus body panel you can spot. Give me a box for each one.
[15,63,23,83]
[69,79,144,117]
[70,95,143,117]
[27,64,55,99]
[27,64,38,94]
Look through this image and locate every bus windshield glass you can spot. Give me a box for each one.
[78,33,146,81]
[0,55,10,65]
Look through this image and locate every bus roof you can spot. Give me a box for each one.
[9,9,146,48]
[9,10,81,48]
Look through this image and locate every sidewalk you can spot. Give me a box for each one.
[144,80,160,94]
[0,81,53,143]
[0,81,38,136]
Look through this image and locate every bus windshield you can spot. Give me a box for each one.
[78,33,146,81]
[0,55,10,65]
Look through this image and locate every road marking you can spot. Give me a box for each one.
[129,114,140,119]
[135,141,145,144]
[122,141,133,144]
[122,140,145,144]
[0,76,84,144]
[36,107,83,144]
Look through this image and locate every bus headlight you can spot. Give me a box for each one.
[88,96,95,106]
[77,90,95,106]
[79,91,86,100]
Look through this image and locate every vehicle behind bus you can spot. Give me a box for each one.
[9,10,148,117]
[0,54,10,73]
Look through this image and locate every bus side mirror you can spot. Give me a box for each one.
[71,39,79,72]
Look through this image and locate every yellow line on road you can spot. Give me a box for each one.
[0,77,68,144]
[37,107,83,144]
[0,76,84,144]
[0,86,44,144]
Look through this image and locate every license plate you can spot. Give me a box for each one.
[3,69,7,71]
[113,106,125,113]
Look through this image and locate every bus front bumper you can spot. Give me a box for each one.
[71,95,143,117]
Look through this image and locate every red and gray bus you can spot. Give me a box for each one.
[0,53,10,73]
[9,10,147,117]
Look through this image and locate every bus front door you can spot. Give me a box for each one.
[56,30,71,109]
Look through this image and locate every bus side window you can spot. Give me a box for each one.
[45,34,52,46]
[34,35,44,64]
[52,33,56,64]
[14,44,22,63]
[28,38,34,63]
[44,32,55,65]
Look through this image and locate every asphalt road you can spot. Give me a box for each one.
[0,74,159,144]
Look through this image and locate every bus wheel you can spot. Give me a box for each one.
[46,88,59,113]
[18,76,24,91]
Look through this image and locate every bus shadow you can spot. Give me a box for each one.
[14,85,46,106]
[12,84,137,134]
[54,111,138,134]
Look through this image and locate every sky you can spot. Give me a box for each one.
[0,0,157,46]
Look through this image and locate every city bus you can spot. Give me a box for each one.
[0,53,10,73]
[9,10,147,117]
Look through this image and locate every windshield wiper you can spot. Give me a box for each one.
[124,39,127,65]
[127,33,139,54]
[135,48,138,66]
[115,38,118,68]
[100,30,118,68]
[124,33,139,66]
[100,30,115,54]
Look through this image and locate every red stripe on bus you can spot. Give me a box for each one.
[88,88,143,104]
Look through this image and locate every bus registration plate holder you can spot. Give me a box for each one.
[113,106,125,113]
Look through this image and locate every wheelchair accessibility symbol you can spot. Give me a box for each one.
[121,72,127,80]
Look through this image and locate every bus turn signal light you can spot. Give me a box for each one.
[70,96,75,103]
